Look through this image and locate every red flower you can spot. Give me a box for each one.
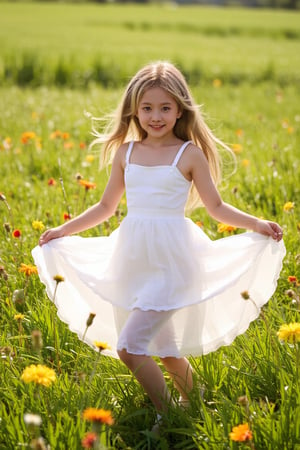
[47,178,56,186]
[81,432,97,448]
[63,212,71,221]
[12,229,21,238]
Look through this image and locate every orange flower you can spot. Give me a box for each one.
[50,130,62,139]
[81,432,97,449]
[235,128,244,137]
[19,263,38,276]
[83,408,114,425]
[229,423,253,442]
[63,141,74,150]
[79,141,86,149]
[63,212,71,221]
[21,131,36,144]
[288,275,298,284]
[79,180,97,190]
[12,229,21,238]
[48,178,56,186]
[217,223,237,233]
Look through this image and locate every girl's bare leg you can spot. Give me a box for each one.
[160,356,193,400]
[118,349,171,412]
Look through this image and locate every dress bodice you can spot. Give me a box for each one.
[124,141,192,217]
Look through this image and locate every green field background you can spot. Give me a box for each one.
[0,3,300,449]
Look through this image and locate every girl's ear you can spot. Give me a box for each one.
[177,110,182,119]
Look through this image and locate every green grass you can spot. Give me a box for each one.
[0,2,300,86]
[0,3,300,449]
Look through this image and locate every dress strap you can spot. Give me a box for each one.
[172,141,192,167]
[125,141,135,166]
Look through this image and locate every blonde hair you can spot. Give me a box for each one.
[91,61,234,210]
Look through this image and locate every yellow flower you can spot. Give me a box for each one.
[53,274,65,283]
[217,223,237,233]
[283,201,295,212]
[21,131,36,144]
[93,341,111,352]
[231,143,243,154]
[83,408,114,425]
[85,154,95,163]
[212,78,222,88]
[19,263,38,277]
[229,423,253,442]
[241,159,250,167]
[14,314,25,321]
[277,322,300,344]
[32,220,45,232]
[21,364,56,387]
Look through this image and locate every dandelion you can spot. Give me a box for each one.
[79,179,97,190]
[81,432,97,449]
[19,263,38,277]
[283,201,295,212]
[94,341,111,352]
[85,154,95,163]
[83,408,114,425]
[21,364,56,387]
[14,313,25,321]
[242,159,250,167]
[32,220,45,232]
[12,229,21,238]
[231,143,243,154]
[229,423,253,442]
[217,223,237,233]
[277,323,300,344]
[212,78,222,88]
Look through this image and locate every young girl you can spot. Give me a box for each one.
[33,61,285,423]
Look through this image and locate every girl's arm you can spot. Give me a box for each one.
[39,145,126,246]
[188,146,283,241]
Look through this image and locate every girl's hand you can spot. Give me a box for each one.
[255,220,283,242]
[39,226,67,246]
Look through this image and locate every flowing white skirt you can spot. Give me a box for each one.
[32,216,285,358]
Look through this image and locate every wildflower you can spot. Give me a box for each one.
[24,413,42,427]
[288,275,298,285]
[231,143,243,154]
[86,154,95,163]
[21,364,56,387]
[19,263,38,277]
[217,223,237,233]
[277,322,300,344]
[53,274,65,283]
[79,179,97,190]
[83,408,114,425]
[21,131,36,144]
[64,141,74,150]
[195,221,204,228]
[14,314,25,321]
[3,137,12,150]
[81,432,97,449]
[75,172,83,180]
[62,132,70,140]
[47,177,56,186]
[242,159,250,167]
[283,201,295,212]
[86,313,96,327]
[229,423,253,442]
[212,78,222,88]
[63,212,71,221]
[235,128,244,137]
[80,141,87,149]
[32,220,45,232]
[94,341,111,352]
[241,291,250,300]
[12,229,21,238]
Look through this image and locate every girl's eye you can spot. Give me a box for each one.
[142,106,151,112]
[162,107,170,112]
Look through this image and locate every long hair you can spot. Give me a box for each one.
[90,61,234,210]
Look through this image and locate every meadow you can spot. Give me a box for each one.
[0,2,300,449]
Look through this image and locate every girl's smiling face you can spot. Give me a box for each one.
[136,87,181,141]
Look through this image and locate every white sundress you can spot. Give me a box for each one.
[32,141,286,359]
